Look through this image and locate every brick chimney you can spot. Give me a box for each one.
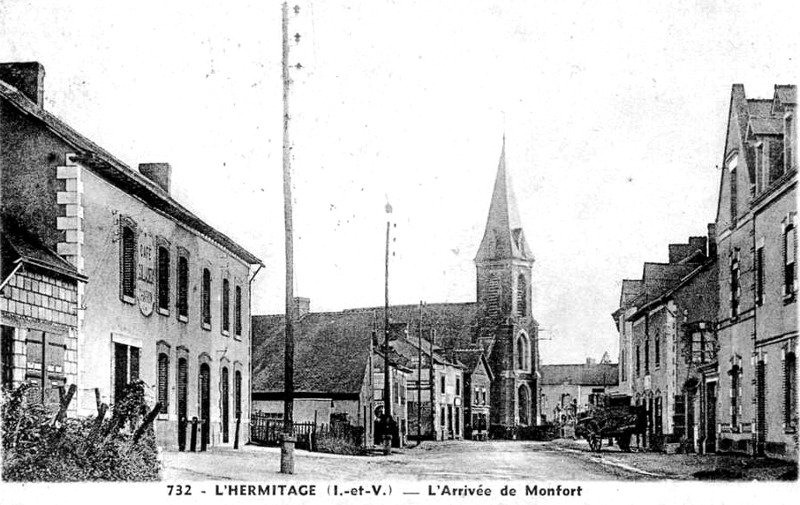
[292,297,310,320]
[0,62,45,107]
[138,163,172,194]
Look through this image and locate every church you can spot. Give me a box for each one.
[252,140,540,437]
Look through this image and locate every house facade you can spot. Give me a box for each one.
[0,62,263,450]
[714,84,797,459]
[540,355,618,424]
[452,348,493,440]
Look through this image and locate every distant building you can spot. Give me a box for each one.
[450,348,493,440]
[540,355,618,424]
[0,62,263,450]
[713,84,797,459]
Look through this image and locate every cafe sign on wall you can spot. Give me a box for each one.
[137,230,155,316]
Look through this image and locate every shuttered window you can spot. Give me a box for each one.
[1,325,13,389]
[177,255,189,319]
[158,353,169,413]
[177,357,188,420]
[786,352,797,430]
[221,367,230,443]
[785,221,796,296]
[756,245,765,305]
[121,224,136,299]
[222,279,230,333]
[25,330,65,406]
[730,251,741,317]
[158,246,170,311]
[234,285,242,336]
[202,268,211,326]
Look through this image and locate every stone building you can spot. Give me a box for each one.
[613,235,717,451]
[714,84,797,459]
[450,348,493,440]
[540,355,618,424]
[0,62,263,450]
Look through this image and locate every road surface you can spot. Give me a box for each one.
[162,440,647,481]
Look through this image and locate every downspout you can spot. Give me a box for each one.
[247,263,263,443]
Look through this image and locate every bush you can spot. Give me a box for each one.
[2,381,161,482]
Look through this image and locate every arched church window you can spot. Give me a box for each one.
[518,385,530,425]
[516,332,530,371]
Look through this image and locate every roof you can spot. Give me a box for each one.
[474,138,533,263]
[0,79,262,267]
[629,260,714,319]
[540,363,619,386]
[1,225,87,282]
[252,311,375,395]
[450,348,494,380]
[749,117,784,135]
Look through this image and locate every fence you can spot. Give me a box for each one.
[250,412,363,452]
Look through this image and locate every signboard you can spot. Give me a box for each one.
[137,230,155,316]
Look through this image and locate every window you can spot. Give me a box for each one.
[786,115,795,171]
[755,244,765,305]
[157,246,170,313]
[727,154,738,226]
[25,330,65,406]
[440,375,445,394]
[201,268,211,328]
[755,143,765,195]
[644,339,650,374]
[1,326,13,390]
[784,220,797,297]
[785,351,797,431]
[235,285,242,337]
[482,388,487,405]
[730,250,741,317]
[516,332,530,371]
[157,352,169,413]
[455,377,460,396]
[654,334,660,369]
[120,220,136,300]
[636,345,641,376]
[114,342,140,403]
[517,274,527,317]
[222,278,230,334]
[177,253,189,320]
[655,395,663,435]
[474,387,479,405]
[235,370,242,419]
[440,407,446,427]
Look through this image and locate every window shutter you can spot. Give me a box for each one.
[130,347,140,382]
[158,247,170,310]
[158,353,169,413]
[114,343,128,402]
[235,286,242,336]
[121,226,136,298]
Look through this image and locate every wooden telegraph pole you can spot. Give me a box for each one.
[280,0,298,474]
[382,205,393,455]
[417,300,424,444]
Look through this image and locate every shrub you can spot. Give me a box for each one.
[2,381,161,482]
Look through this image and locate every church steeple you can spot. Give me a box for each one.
[475,138,533,263]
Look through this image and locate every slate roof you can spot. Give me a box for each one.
[749,117,784,135]
[1,225,87,282]
[0,78,262,267]
[540,363,618,386]
[774,85,797,105]
[450,348,494,380]
[252,311,375,395]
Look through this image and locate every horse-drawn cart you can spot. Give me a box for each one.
[575,394,645,452]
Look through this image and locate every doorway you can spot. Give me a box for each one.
[177,357,188,450]
[705,381,717,453]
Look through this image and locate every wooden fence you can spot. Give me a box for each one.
[250,412,363,452]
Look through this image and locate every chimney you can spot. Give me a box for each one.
[292,297,310,320]
[707,223,717,259]
[689,236,707,256]
[0,62,45,107]
[585,357,596,366]
[138,163,172,194]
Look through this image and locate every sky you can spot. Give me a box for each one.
[1,0,796,364]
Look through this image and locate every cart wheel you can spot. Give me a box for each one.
[617,434,631,452]
[588,432,602,452]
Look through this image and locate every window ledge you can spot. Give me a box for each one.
[234,334,242,342]
[157,413,169,421]
[177,314,188,323]
[784,293,796,305]
[221,330,230,337]
[121,294,136,305]
[157,307,170,316]
[202,322,212,331]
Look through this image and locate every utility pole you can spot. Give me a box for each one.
[429,328,436,440]
[280,1,300,475]
[417,300,424,444]
[382,204,393,455]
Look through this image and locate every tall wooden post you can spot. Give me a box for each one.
[382,214,393,454]
[417,301,423,443]
[280,0,296,474]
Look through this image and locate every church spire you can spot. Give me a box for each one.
[475,138,533,263]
